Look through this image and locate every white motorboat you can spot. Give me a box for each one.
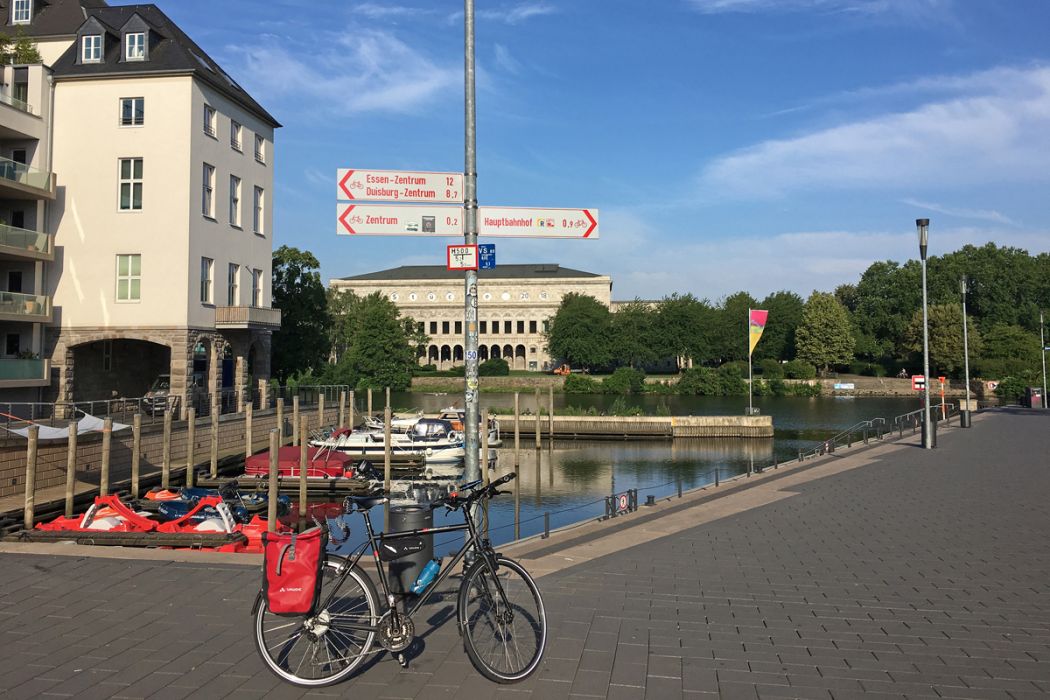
[312,418,468,464]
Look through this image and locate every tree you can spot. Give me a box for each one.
[609,300,656,369]
[652,294,716,369]
[976,323,1042,379]
[271,246,330,382]
[545,293,612,370]
[795,292,855,374]
[333,293,417,390]
[902,304,982,377]
[754,290,804,362]
[709,292,759,365]
[12,28,42,64]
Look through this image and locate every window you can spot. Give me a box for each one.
[203,104,216,137]
[480,321,487,334]
[8,270,22,293]
[120,97,144,126]
[529,320,537,334]
[254,134,265,163]
[455,321,462,334]
[442,321,450,334]
[202,163,215,217]
[82,34,102,63]
[253,186,264,234]
[229,175,241,226]
[12,0,30,24]
[118,158,143,211]
[251,269,263,307]
[227,263,239,305]
[230,121,242,151]
[125,32,145,60]
[504,321,512,334]
[200,257,213,304]
[517,320,525,334]
[5,334,20,356]
[429,321,437,334]
[116,254,141,301]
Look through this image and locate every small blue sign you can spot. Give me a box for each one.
[478,244,496,269]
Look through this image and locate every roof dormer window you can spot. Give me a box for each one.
[82,35,102,63]
[125,32,145,61]
[12,0,31,25]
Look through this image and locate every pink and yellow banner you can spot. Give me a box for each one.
[749,309,768,357]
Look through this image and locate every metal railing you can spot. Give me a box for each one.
[798,417,887,461]
[893,402,957,437]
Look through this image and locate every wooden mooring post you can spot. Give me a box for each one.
[185,408,196,488]
[548,386,555,440]
[367,387,373,416]
[318,393,325,427]
[131,414,142,498]
[292,396,300,445]
[276,398,284,444]
[299,417,309,518]
[481,415,490,484]
[100,418,112,496]
[384,404,392,494]
[514,392,521,467]
[161,410,172,489]
[267,430,279,532]
[338,391,346,428]
[24,425,38,530]
[348,390,355,430]
[210,405,219,478]
[64,422,77,517]
[534,388,541,449]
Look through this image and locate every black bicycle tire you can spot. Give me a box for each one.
[253,557,379,687]
[457,555,547,683]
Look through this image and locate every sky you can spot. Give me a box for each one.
[156,0,1050,303]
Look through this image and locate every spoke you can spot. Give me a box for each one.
[266,629,303,653]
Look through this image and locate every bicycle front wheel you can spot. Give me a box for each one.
[458,554,547,683]
[254,558,378,687]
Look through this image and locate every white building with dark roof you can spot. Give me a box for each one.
[0,0,281,411]
[331,264,612,371]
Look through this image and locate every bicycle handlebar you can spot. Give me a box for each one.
[429,472,517,511]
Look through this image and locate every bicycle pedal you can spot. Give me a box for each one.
[395,652,408,668]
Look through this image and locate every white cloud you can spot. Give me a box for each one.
[494,44,521,75]
[224,30,459,116]
[687,0,949,17]
[900,198,1018,227]
[478,3,558,24]
[700,66,1050,199]
[353,3,432,20]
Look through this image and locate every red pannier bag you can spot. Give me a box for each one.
[262,526,327,616]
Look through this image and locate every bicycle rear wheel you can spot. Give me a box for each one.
[254,558,378,687]
[458,554,547,683]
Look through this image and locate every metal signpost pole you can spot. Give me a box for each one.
[960,277,972,427]
[917,219,933,449]
[462,0,481,483]
[1041,311,1047,409]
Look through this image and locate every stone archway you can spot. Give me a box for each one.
[491,345,502,360]
[515,344,526,371]
[69,338,171,402]
[453,345,464,365]
[479,345,489,361]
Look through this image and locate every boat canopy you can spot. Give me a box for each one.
[1,412,131,441]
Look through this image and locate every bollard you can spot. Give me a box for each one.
[543,512,550,539]
[384,405,392,494]
[276,398,284,444]
[863,426,868,445]
[292,396,300,445]
[773,457,778,470]
[299,417,309,518]
[185,407,196,488]
[646,494,656,506]
[100,418,112,496]
[748,458,753,477]
[534,388,541,449]
[245,402,253,457]
[348,390,355,430]
[714,467,719,487]
[267,430,279,532]
[131,414,142,499]
[210,406,219,478]
[339,391,346,428]
[24,425,39,530]
[798,449,803,463]
[64,422,78,517]
[162,409,172,488]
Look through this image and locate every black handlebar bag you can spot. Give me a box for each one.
[262,527,327,616]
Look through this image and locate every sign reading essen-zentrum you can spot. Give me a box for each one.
[337,169,462,204]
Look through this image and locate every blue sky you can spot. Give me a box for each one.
[159,0,1050,302]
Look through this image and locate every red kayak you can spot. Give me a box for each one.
[244,446,355,479]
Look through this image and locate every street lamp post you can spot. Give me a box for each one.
[917,219,934,448]
[960,277,972,428]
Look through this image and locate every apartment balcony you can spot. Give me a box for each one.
[0,291,52,323]
[0,224,53,262]
[0,358,51,388]
[0,90,34,115]
[215,305,282,330]
[0,155,55,200]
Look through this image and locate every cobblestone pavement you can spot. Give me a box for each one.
[1,408,1048,699]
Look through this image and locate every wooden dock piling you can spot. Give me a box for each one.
[210,407,218,478]
[131,414,141,498]
[162,410,172,488]
[299,417,308,518]
[185,408,196,488]
[24,425,38,530]
[64,422,77,517]
[292,396,300,445]
[267,430,278,532]
[245,403,253,458]
[100,418,112,496]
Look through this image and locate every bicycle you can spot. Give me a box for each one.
[252,472,547,686]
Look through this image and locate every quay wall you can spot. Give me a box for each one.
[502,415,773,439]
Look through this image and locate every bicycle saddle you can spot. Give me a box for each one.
[349,495,387,510]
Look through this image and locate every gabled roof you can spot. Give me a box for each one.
[337,264,605,282]
[49,3,279,128]
[0,0,109,37]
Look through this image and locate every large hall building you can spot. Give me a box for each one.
[330,264,613,371]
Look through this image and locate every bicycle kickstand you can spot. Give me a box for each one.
[395,652,408,668]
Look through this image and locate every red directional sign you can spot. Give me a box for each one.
[337,169,462,204]
[478,206,599,238]
[912,375,926,391]
[337,204,462,236]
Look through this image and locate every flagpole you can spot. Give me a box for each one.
[748,308,753,415]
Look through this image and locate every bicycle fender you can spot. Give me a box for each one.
[250,590,262,617]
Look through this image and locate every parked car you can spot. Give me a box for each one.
[144,374,176,415]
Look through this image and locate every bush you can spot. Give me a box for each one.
[849,361,886,377]
[448,364,465,377]
[676,367,748,396]
[563,374,601,393]
[602,367,646,394]
[758,359,783,379]
[720,361,748,377]
[784,359,816,379]
[416,363,437,373]
[478,358,510,376]
[994,375,1036,404]
[608,397,644,416]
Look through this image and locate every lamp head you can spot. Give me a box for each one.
[916,218,929,260]
[960,277,967,295]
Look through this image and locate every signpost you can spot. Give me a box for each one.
[337,169,462,204]
[447,244,478,270]
[478,243,496,270]
[337,204,462,236]
[478,206,598,238]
